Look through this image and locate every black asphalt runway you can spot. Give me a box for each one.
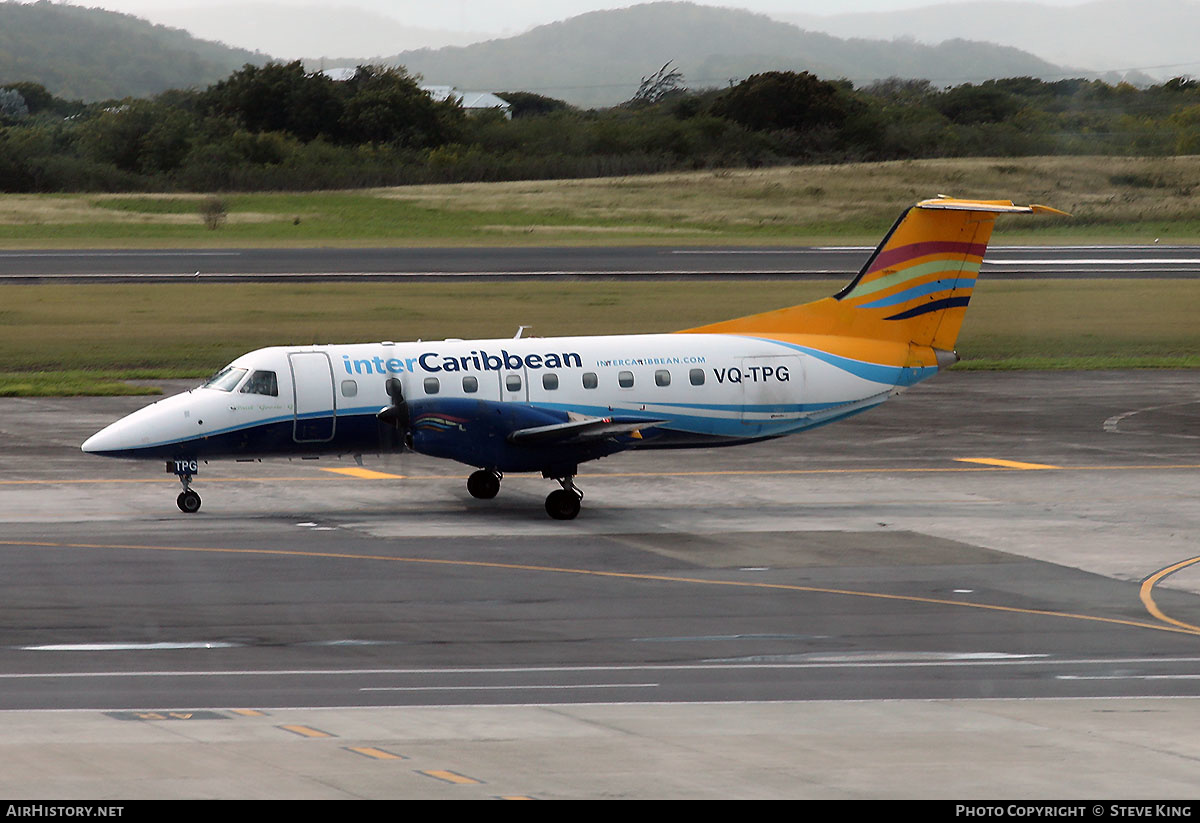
[2,244,1199,281]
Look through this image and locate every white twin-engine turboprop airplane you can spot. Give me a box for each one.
[82,197,1063,519]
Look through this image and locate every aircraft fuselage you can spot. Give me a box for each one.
[82,332,920,463]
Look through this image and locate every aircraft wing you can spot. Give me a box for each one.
[507,412,664,445]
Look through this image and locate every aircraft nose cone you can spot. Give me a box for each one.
[81,390,207,457]
[81,423,125,455]
[81,404,162,455]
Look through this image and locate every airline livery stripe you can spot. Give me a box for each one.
[847,260,979,300]
[884,296,971,321]
[748,337,937,386]
[89,401,868,454]
[866,241,988,273]
[645,400,848,413]
[857,278,976,309]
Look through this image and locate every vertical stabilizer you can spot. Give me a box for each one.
[679,198,1064,355]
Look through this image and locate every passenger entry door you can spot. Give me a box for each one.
[289,351,336,442]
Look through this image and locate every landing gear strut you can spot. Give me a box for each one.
[467,469,502,500]
[545,477,582,521]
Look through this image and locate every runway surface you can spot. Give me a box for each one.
[2,244,1199,281]
[1,370,1199,797]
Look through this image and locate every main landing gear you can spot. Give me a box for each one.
[466,469,502,500]
[465,468,584,520]
[544,477,582,521]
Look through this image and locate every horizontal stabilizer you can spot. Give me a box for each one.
[914,198,1069,215]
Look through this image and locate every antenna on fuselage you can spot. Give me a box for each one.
[514,325,530,339]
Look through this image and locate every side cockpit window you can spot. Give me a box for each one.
[240,370,279,397]
[203,366,247,392]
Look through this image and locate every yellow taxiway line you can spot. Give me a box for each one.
[321,467,406,480]
[1141,557,1200,635]
[953,458,1062,470]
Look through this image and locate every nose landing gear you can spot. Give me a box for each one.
[176,475,201,513]
[169,459,201,513]
[177,486,201,513]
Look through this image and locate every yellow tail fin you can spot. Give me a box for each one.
[679,198,1065,363]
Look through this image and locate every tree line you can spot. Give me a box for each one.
[1,61,1198,193]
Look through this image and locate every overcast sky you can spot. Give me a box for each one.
[60,0,1095,36]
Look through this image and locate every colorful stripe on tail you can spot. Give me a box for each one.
[678,198,1066,361]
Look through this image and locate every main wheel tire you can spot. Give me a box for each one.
[545,488,581,520]
[466,469,501,500]
[177,490,201,513]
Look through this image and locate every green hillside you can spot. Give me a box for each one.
[0,0,266,101]
[387,1,1071,107]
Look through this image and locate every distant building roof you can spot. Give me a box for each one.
[421,85,512,118]
[321,67,358,82]
[458,91,511,111]
[318,75,512,118]
[421,84,457,102]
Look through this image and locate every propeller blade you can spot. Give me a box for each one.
[377,377,409,430]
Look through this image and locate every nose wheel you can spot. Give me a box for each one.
[173,467,201,513]
[177,489,201,513]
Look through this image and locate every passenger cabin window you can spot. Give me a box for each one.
[423,377,440,394]
[582,372,598,389]
[543,373,559,390]
[203,366,247,392]
[340,379,357,398]
[241,370,279,397]
[506,374,522,392]
[618,370,634,388]
[689,368,705,386]
[655,369,671,387]
[462,375,479,393]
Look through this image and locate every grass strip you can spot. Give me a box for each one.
[3,278,1197,395]
[952,356,1200,370]
[2,156,1200,247]
[0,370,206,397]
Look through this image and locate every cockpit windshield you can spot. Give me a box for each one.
[203,366,248,392]
[239,370,278,397]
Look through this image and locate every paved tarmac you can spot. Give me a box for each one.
[1,371,1199,798]
[1,244,1198,281]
